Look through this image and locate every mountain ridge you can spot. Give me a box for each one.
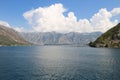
[21,31,102,46]
[89,23,120,48]
[0,25,30,46]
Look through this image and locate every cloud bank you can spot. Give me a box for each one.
[23,3,120,33]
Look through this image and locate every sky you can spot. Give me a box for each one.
[0,0,120,33]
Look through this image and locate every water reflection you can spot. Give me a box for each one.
[0,46,120,80]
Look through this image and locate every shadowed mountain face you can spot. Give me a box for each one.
[21,32,101,46]
[89,23,120,48]
[0,25,30,46]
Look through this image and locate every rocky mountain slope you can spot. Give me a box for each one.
[21,32,101,46]
[0,25,30,46]
[89,23,120,48]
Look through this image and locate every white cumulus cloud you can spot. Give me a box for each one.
[90,8,118,32]
[0,20,11,27]
[23,3,120,33]
[111,8,120,16]
[13,27,25,32]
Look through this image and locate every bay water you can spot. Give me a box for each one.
[0,46,120,80]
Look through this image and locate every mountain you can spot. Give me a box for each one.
[21,32,101,46]
[0,25,30,46]
[89,23,120,48]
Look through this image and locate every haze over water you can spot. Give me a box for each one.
[0,46,120,80]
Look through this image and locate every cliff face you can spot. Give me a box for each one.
[0,25,30,46]
[89,23,120,48]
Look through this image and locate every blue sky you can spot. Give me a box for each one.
[0,0,120,32]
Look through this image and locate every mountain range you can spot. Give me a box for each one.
[1,22,120,48]
[21,32,102,46]
[0,24,102,46]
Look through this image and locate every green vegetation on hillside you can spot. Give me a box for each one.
[0,35,31,46]
[89,23,120,48]
[0,35,18,46]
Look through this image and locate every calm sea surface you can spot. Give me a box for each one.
[0,46,120,80]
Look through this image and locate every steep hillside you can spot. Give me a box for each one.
[21,32,101,46]
[0,25,30,46]
[89,23,120,48]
